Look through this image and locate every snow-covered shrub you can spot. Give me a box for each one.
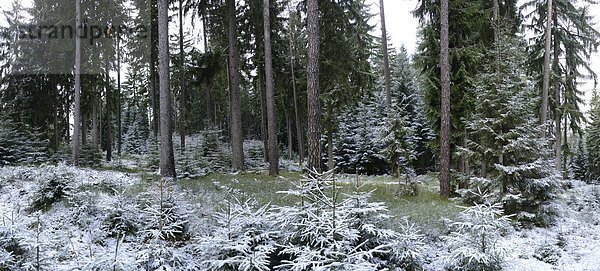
[438,197,512,271]
[194,198,278,270]
[274,169,398,270]
[136,179,196,270]
[139,180,190,243]
[389,218,427,271]
[0,216,26,270]
[102,190,141,238]
[29,166,74,212]
[143,141,160,171]
[533,243,561,265]
[176,145,209,179]
[136,241,198,271]
[81,236,138,271]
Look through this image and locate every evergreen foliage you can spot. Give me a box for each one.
[195,199,277,270]
[586,90,600,183]
[0,116,50,166]
[439,192,511,271]
[571,137,588,182]
[462,22,560,221]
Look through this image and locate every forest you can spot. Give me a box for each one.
[1,0,600,270]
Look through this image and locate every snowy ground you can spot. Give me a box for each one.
[1,165,600,270]
[501,180,600,270]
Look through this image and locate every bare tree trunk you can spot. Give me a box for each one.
[158,0,176,178]
[92,88,99,148]
[150,62,159,139]
[306,0,321,173]
[117,33,122,155]
[227,0,245,171]
[440,0,451,198]
[151,0,159,140]
[82,114,87,146]
[202,15,209,52]
[553,31,561,172]
[179,0,186,153]
[258,67,269,163]
[263,0,279,176]
[563,114,568,179]
[106,62,112,161]
[287,111,293,160]
[65,94,70,142]
[540,0,553,130]
[327,128,334,171]
[379,0,392,115]
[288,15,304,164]
[72,0,81,165]
[54,98,59,150]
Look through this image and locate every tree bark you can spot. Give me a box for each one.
[540,0,553,131]
[288,10,304,164]
[287,111,293,159]
[227,0,245,171]
[82,115,87,146]
[263,0,279,176]
[439,0,451,198]
[553,29,561,172]
[258,67,269,163]
[379,0,392,115]
[179,0,186,153]
[92,88,99,148]
[106,62,112,161]
[73,0,81,165]
[306,0,321,173]
[158,0,176,178]
[117,33,122,155]
[327,128,334,171]
[151,62,159,140]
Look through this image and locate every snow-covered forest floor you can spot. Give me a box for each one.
[1,163,599,270]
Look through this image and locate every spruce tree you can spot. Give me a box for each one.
[586,90,600,183]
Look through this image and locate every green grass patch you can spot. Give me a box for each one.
[177,170,462,232]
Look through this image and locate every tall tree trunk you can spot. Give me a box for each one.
[202,15,209,52]
[72,0,81,165]
[379,0,392,115]
[439,0,451,198]
[553,29,561,172]
[288,10,304,164]
[54,98,59,150]
[227,0,245,171]
[179,0,186,153]
[117,33,122,155]
[92,88,99,148]
[82,115,87,146]
[65,94,70,142]
[150,0,159,140]
[259,67,269,162]
[287,111,293,159]
[150,61,159,139]
[158,0,176,178]
[306,0,321,173]
[206,86,213,127]
[563,114,568,179]
[327,128,334,171]
[540,0,553,130]
[106,62,112,161]
[263,0,279,176]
